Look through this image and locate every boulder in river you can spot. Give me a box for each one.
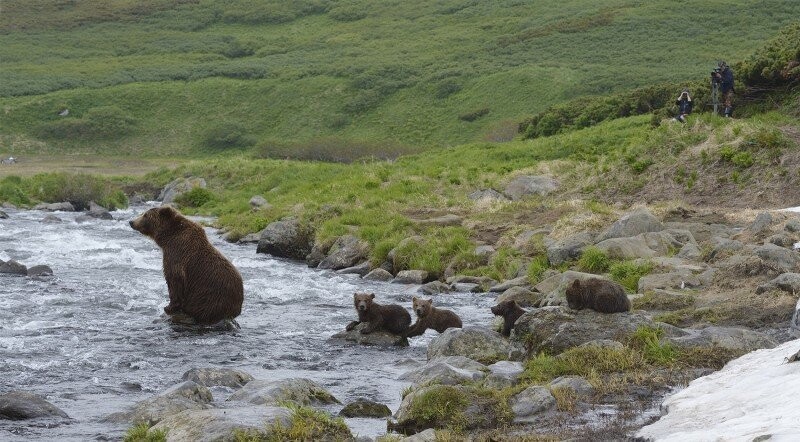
[181,367,254,389]
[151,405,292,442]
[26,265,53,277]
[330,322,409,347]
[426,326,511,364]
[0,391,69,421]
[339,398,392,418]
[0,260,27,276]
[256,217,314,261]
[225,378,340,407]
[103,381,212,426]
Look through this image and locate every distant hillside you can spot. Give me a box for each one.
[0,0,798,153]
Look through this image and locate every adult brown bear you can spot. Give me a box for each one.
[129,206,243,324]
[565,278,630,313]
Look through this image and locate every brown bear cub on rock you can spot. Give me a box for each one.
[129,206,244,325]
[491,300,527,337]
[565,278,630,313]
[404,297,463,338]
[346,292,411,335]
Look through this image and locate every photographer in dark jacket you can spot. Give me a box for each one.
[674,89,693,123]
[712,61,735,117]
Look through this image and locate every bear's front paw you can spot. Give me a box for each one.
[164,304,181,315]
[345,321,359,331]
[360,327,373,335]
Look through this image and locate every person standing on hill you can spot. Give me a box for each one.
[712,61,735,117]
[674,89,693,123]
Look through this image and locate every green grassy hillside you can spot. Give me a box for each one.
[1,0,798,153]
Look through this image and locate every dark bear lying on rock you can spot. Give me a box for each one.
[404,297,462,338]
[129,206,244,325]
[491,300,527,337]
[346,292,411,335]
[565,278,630,313]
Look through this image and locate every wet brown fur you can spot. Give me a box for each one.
[404,297,462,338]
[345,292,411,335]
[491,300,527,337]
[129,206,244,324]
[565,278,631,314]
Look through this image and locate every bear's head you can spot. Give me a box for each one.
[129,206,181,239]
[353,292,375,313]
[565,279,585,310]
[412,297,433,317]
[491,300,517,317]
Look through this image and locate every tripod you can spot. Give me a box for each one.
[711,79,720,115]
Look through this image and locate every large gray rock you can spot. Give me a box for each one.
[597,208,664,242]
[510,386,556,423]
[362,268,393,281]
[484,360,524,389]
[511,306,684,355]
[419,280,451,295]
[26,265,53,277]
[336,261,371,277]
[756,273,800,294]
[330,322,408,347]
[748,212,773,236]
[785,218,800,233]
[667,326,777,353]
[318,235,370,270]
[0,391,69,421]
[104,381,212,426]
[594,236,657,260]
[707,237,744,261]
[546,232,594,266]
[677,242,702,260]
[754,243,800,273]
[87,201,113,220]
[0,210,7,219]
[548,376,594,398]
[641,231,684,255]
[427,326,510,364]
[638,272,701,293]
[158,177,206,204]
[256,218,313,261]
[339,399,392,418]
[33,202,75,212]
[468,189,508,202]
[182,368,254,389]
[503,175,558,200]
[489,276,530,293]
[151,406,292,442]
[249,195,270,210]
[0,260,27,276]
[400,356,487,386]
[393,270,428,285]
[495,286,542,308]
[401,428,437,442]
[226,378,339,406]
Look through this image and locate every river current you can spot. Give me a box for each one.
[0,205,495,441]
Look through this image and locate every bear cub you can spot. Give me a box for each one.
[346,292,411,335]
[129,206,244,324]
[565,278,630,313]
[491,300,527,337]
[404,297,462,338]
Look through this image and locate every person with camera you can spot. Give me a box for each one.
[674,88,693,123]
[712,61,735,117]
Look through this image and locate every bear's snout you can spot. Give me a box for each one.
[129,220,135,228]
[491,305,499,315]
[358,304,367,311]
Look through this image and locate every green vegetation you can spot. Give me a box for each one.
[234,404,352,441]
[1,1,798,153]
[407,385,469,431]
[628,326,678,366]
[123,423,167,442]
[609,260,653,293]
[0,173,129,209]
[576,246,610,273]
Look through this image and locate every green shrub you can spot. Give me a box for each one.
[235,403,351,441]
[123,423,166,442]
[435,80,462,99]
[459,107,490,122]
[609,260,652,292]
[255,137,418,163]
[739,22,800,86]
[36,106,136,140]
[201,122,255,150]
[577,246,610,273]
[628,326,678,366]
[526,254,550,284]
[407,385,469,431]
[328,2,367,22]
[175,187,215,208]
[521,345,646,384]
[25,173,128,210]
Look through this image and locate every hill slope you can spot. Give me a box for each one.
[1,0,798,153]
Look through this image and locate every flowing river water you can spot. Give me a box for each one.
[0,205,496,441]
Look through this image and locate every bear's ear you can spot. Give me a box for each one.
[571,279,581,288]
[412,296,418,302]
[158,206,177,218]
[369,293,375,300]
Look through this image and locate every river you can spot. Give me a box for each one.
[0,205,495,441]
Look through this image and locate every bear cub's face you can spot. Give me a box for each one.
[129,206,178,238]
[412,297,432,317]
[565,279,584,310]
[353,292,375,312]
[491,300,516,316]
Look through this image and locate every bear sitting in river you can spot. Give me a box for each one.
[129,206,243,325]
[346,292,411,335]
[403,297,462,338]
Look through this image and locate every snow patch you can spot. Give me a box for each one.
[637,338,800,441]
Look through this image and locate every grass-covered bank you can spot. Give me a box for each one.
[1,1,798,152]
